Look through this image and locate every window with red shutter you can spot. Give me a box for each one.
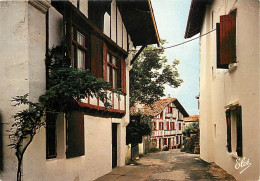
[46,112,57,159]
[217,11,236,69]
[225,105,242,156]
[173,122,175,130]
[167,122,169,130]
[225,109,232,152]
[66,112,85,158]
[91,34,103,78]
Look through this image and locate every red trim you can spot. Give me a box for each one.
[77,101,125,114]
[165,116,176,119]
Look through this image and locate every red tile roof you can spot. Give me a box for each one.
[130,97,189,117]
[184,115,199,122]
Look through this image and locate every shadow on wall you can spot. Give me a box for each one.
[0,111,3,171]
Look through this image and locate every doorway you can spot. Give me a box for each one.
[112,123,117,168]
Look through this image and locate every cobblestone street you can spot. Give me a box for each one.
[96,150,235,181]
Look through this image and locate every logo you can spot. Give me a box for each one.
[235,157,251,174]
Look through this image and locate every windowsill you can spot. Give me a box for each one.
[229,152,238,159]
[228,63,237,73]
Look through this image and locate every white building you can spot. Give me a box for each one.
[0,0,159,180]
[185,0,259,180]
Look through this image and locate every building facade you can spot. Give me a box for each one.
[185,0,259,180]
[0,0,159,180]
[146,98,189,150]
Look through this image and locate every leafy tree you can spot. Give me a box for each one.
[130,40,183,106]
[8,94,44,181]
[183,122,199,137]
[126,113,153,145]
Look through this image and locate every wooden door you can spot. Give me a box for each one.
[112,124,117,168]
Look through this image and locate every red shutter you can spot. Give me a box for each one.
[66,112,85,158]
[91,34,102,78]
[236,106,242,157]
[121,58,126,94]
[226,109,232,152]
[46,112,57,159]
[217,12,236,68]
[173,122,175,130]
[103,43,108,81]
[167,122,169,130]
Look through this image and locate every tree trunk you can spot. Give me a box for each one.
[17,160,22,181]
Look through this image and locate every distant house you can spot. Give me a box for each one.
[130,97,189,150]
[0,0,159,180]
[185,0,259,180]
[183,115,199,130]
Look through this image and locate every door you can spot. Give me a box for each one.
[112,123,117,168]
[168,138,171,149]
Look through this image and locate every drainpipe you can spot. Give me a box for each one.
[46,10,49,89]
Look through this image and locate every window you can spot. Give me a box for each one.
[107,52,120,89]
[226,105,242,156]
[151,122,157,130]
[46,112,57,159]
[216,11,236,69]
[159,122,162,130]
[160,112,163,119]
[168,107,173,113]
[167,122,169,130]
[179,123,181,130]
[170,122,175,130]
[72,29,89,69]
[66,112,85,158]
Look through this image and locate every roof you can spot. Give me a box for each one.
[130,97,189,117]
[117,0,160,46]
[184,115,199,122]
[184,0,212,39]
[52,0,160,47]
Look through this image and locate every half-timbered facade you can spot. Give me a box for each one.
[147,98,189,149]
[0,0,159,180]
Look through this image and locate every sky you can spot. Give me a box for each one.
[151,0,200,115]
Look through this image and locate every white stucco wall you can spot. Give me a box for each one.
[0,1,30,180]
[199,0,259,180]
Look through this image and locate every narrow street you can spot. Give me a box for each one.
[96,150,235,181]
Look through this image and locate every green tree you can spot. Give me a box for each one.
[130,41,183,106]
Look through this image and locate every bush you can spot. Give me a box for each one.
[145,147,160,154]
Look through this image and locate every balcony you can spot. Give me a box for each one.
[78,92,126,117]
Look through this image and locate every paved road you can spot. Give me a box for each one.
[96,149,236,181]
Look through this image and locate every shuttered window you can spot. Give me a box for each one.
[236,106,242,157]
[46,112,57,159]
[225,109,232,152]
[167,122,169,130]
[217,11,236,69]
[66,112,85,158]
[225,105,242,156]
[91,34,103,78]
[179,123,181,130]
